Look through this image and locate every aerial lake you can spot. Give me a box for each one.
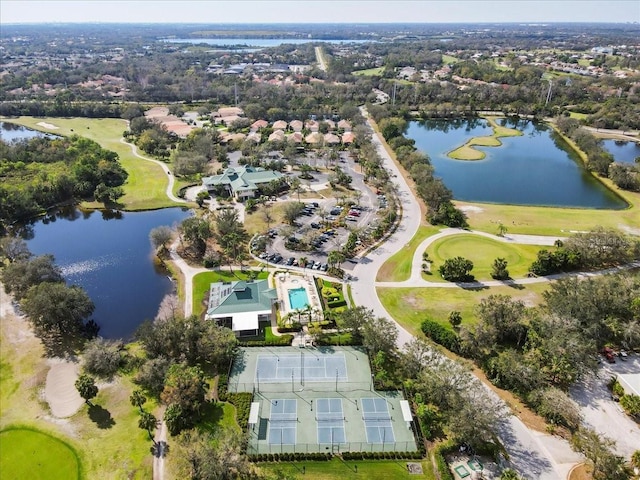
[602,139,640,164]
[406,118,627,209]
[1,121,59,141]
[18,207,192,340]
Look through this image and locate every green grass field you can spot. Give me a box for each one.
[192,270,270,316]
[441,54,458,65]
[425,234,543,282]
[4,116,180,210]
[351,67,385,76]
[0,427,81,480]
[448,117,523,161]
[261,458,435,480]
[377,283,549,335]
[377,226,441,282]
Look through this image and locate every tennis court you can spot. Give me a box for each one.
[255,352,348,384]
[232,346,418,454]
[268,399,297,445]
[361,397,395,444]
[316,398,346,444]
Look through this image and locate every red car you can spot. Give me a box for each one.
[602,347,616,363]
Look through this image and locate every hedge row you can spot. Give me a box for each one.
[239,336,293,347]
[342,451,423,460]
[277,325,302,333]
[223,392,252,432]
[420,319,460,353]
[327,299,347,309]
[433,440,457,480]
[249,452,332,463]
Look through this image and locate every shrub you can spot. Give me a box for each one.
[420,318,460,353]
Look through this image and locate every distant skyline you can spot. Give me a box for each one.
[2,0,640,25]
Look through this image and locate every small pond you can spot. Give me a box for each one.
[17,206,192,339]
[1,121,60,142]
[602,139,640,164]
[406,118,627,209]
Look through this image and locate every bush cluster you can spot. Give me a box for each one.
[342,451,423,460]
[248,452,332,462]
[420,319,460,353]
[224,392,252,432]
[239,335,293,347]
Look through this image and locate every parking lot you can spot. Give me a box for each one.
[570,352,640,458]
[253,152,389,271]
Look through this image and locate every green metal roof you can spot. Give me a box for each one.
[206,279,276,317]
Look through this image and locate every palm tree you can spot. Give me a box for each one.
[299,256,308,273]
[130,390,147,413]
[138,411,158,444]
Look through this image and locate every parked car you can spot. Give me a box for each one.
[320,263,328,271]
[602,347,616,363]
[346,215,358,221]
[312,262,321,270]
[310,222,321,229]
[286,257,296,266]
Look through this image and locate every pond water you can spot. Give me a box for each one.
[602,139,640,164]
[406,118,627,209]
[1,121,59,142]
[18,207,192,340]
[161,38,374,49]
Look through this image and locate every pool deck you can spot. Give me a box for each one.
[274,272,322,319]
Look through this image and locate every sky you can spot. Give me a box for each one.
[2,0,639,24]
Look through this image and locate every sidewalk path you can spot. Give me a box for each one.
[119,138,186,204]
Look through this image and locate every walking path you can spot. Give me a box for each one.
[119,138,186,204]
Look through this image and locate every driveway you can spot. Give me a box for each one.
[570,353,640,459]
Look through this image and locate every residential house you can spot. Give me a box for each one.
[341,132,356,144]
[324,133,341,145]
[272,120,288,130]
[289,120,303,132]
[205,279,278,337]
[338,120,352,131]
[268,130,286,142]
[305,132,324,145]
[251,119,269,130]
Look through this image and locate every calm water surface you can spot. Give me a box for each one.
[406,118,626,209]
[602,139,640,164]
[20,207,191,339]
[1,121,59,142]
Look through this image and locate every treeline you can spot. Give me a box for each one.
[0,135,128,226]
[421,271,640,479]
[0,100,125,119]
[367,104,467,228]
[556,117,640,191]
[530,227,640,276]
[0,238,98,354]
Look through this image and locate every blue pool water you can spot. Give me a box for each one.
[288,287,310,310]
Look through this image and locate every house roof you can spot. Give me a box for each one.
[342,132,356,143]
[289,120,303,132]
[272,120,288,130]
[206,279,276,319]
[268,130,285,142]
[338,120,352,131]
[202,166,283,194]
[288,132,303,143]
[305,132,324,144]
[324,133,341,145]
[251,119,268,130]
[218,106,244,117]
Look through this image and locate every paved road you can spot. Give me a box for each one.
[349,108,581,479]
[315,46,328,71]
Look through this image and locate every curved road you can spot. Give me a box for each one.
[348,110,582,479]
[159,110,587,478]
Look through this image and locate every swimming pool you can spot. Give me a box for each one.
[288,287,310,310]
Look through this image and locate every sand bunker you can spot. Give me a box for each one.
[36,121,59,130]
[45,359,84,418]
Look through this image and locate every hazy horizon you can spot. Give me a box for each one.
[2,1,639,25]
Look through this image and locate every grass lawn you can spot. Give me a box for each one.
[441,54,458,65]
[377,283,550,336]
[352,67,385,76]
[260,458,435,480]
[192,270,270,317]
[198,401,241,435]
[425,234,543,282]
[0,427,81,480]
[4,116,181,210]
[448,116,522,161]
[377,226,441,282]
[568,112,588,120]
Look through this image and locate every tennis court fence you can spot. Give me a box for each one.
[228,380,374,393]
[247,440,418,455]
